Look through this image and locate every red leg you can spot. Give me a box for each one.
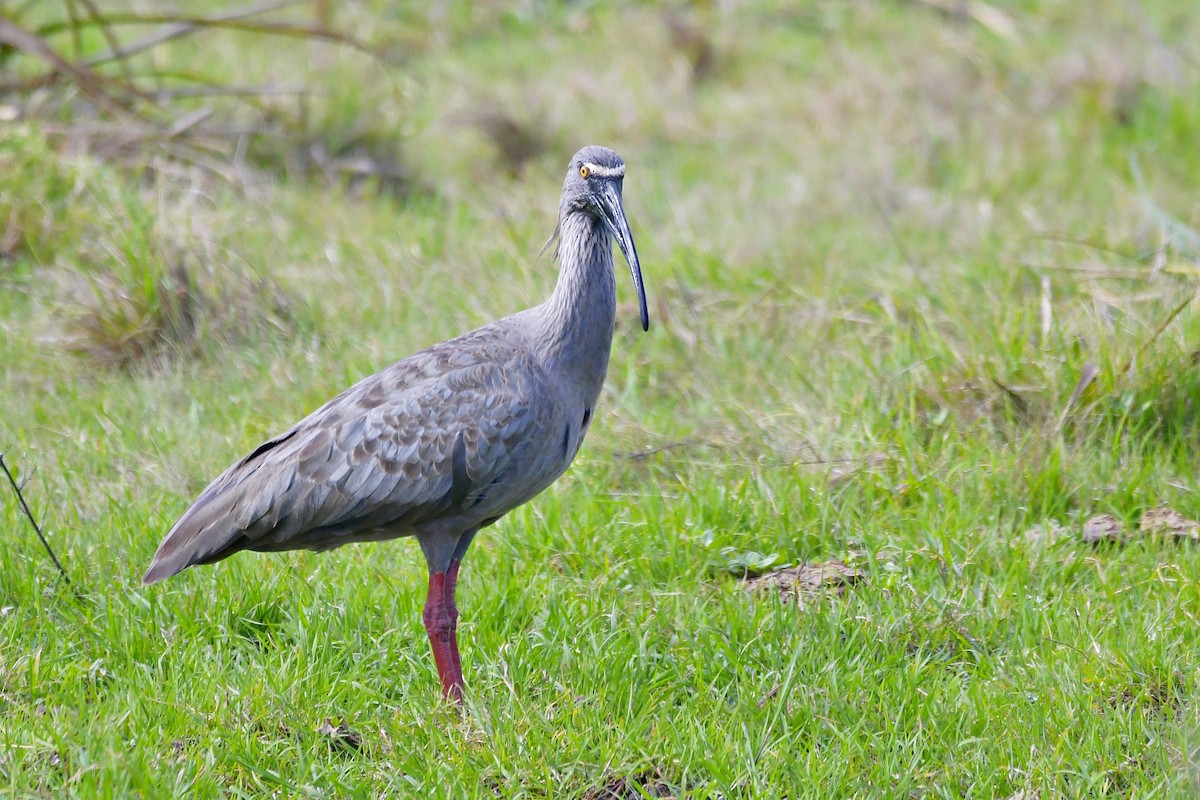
[444,560,465,676]
[422,570,464,702]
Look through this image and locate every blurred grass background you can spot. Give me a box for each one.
[3,1,1200,797]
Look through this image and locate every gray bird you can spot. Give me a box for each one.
[143,146,648,701]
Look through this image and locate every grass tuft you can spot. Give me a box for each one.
[57,185,294,369]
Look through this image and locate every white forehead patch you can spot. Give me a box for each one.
[582,162,625,178]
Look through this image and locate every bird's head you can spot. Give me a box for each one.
[561,145,648,332]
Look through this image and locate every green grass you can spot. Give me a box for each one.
[4,0,1200,796]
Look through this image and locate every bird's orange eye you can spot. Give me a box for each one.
[579,165,590,178]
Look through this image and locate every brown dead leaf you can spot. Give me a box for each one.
[1138,507,1200,541]
[1081,514,1124,544]
[742,560,864,602]
[757,681,781,709]
[1107,669,1184,718]
[316,719,362,752]
[1079,509,1199,546]
[581,769,676,800]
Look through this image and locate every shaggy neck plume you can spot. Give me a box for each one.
[534,210,617,404]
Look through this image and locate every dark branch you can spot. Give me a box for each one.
[0,453,73,588]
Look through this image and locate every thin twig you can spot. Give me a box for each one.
[149,85,313,100]
[166,105,214,139]
[0,453,72,588]
[77,1,307,69]
[75,0,137,85]
[616,438,699,461]
[991,377,1030,415]
[0,16,136,117]
[1118,293,1195,379]
[1,1,393,98]
[63,0,84,63]
[57,5,389,66]
[892,355,939,378]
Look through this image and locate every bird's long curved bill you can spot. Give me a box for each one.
[597,182,650,332]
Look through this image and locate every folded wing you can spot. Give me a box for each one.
[143,335,550,584]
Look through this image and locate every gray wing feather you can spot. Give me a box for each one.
[143,328,551,584]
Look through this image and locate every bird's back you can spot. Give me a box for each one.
[143,316,575,584]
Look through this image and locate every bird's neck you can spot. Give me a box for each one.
[533,211,617,403]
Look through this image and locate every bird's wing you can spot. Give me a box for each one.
[143,332,553,583]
